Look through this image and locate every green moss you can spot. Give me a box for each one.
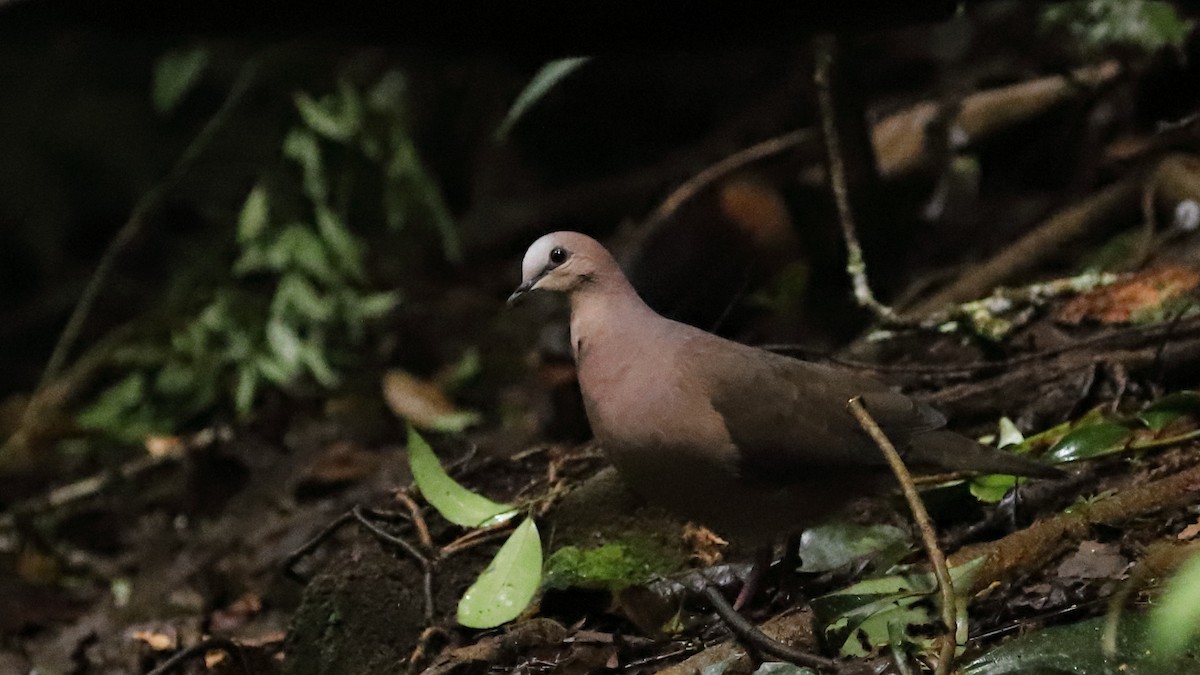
[543,536,684,592]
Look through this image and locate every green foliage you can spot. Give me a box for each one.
[496,57,591,141]
[407,426,517,528]
[1149,549,1200,659]
[812,557,983,658]
[78,69,466,440]
[405,428,540,630]
[457,517,543,629]
[1041,0,1193,56]
[796,523,912,573]
[152,47,210,114]
[964,613,1200,674]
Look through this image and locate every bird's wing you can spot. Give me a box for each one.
[688,335,947,482]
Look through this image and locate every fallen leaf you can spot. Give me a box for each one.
[301,440,380,486]
[1056,265,1200,325]
[130,628,177,651]
[1178,519,1200,541]
[1056,540,1129,580]
[382,369,481,432]
[683,523,727,566]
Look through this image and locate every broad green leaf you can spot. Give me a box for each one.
[237,184,270,242]
[963,613,1200,674]
[970,473,1018,503]
[496,57,590,140]
[1045,420,1134,462]
[152,47,209,114]
[813,558,982,657]
[407,426,517,528]
[1149,549,1200,658]
[1137,391,1200,432]
[797,523,911,573]
[456,517,542,629]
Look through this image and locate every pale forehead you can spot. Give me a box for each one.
[522,233,560,274]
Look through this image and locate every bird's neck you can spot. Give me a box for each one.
[568,275,659,365]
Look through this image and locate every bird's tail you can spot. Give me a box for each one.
[909,430,1064,479]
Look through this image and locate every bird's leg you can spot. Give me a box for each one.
[733,544,774,611]
[774,532,805,606]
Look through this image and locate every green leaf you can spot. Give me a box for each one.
[1044,420,1135,462]
[77,373,146,431]
[294,79,362,142]
[272,274,335,323]
[407,426,517,528]
[1137,391,1200,432]
[963,613,1200,674]
[266,320,303,370]
[314,205,365,281]
[152,47,209,114]
[813,558,983,657]
[1149,549,1200,658]
[283,128,328,204]
[970,473,1019,503]
[456,518,542,629]
[997,417,1024,448]
[237,184,270,242]
[233,366,259,416]
[797,523,911,573]
[496,57,590,140]
[352,291,400,321]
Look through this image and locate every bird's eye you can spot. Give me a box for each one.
[549,247,568,265]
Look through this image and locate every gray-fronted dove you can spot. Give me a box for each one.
[509,231,1060,545]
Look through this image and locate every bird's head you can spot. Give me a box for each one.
[507,231,616,306]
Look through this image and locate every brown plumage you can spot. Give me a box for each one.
[509,231,1060,544]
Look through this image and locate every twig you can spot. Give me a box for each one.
[351,506,436,622]
[282,511,358,583]
[36,57,262,391]
[700,584,843,673]
[440,522,516,558]
[395,490,434,548]
[847,397,956,675]
[812,35,908,326]
[145,637,248,675]
[642,129,816,232]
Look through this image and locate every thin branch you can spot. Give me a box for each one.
[37,56,262,391]
[282,511,358,583]
[642,129,816,232]
[813,35,908,326]
[351,506,436,622]
[847,397,956,675]
[700,584,844,673]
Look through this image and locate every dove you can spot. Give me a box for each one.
[508,231,1059,596]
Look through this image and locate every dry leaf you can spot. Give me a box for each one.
[682,523,728,566]
[382,370,480,432]
[1056,265,1199,325]
[130,628,177,651]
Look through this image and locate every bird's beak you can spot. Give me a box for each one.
[506,279,535,307]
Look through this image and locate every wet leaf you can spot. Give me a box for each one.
[970,473,1019,503]
[407,426,516,528]
[797,523,911,573]
[152,47,209,114]
[963,613,1200,674]
[1150,549,1200,659]
[813,558,982,657]
[1044,420,1134,462]
[1137,391,1200,432]
[496,57,590,140]
[383,370,481,432]
[457,518,542,629]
